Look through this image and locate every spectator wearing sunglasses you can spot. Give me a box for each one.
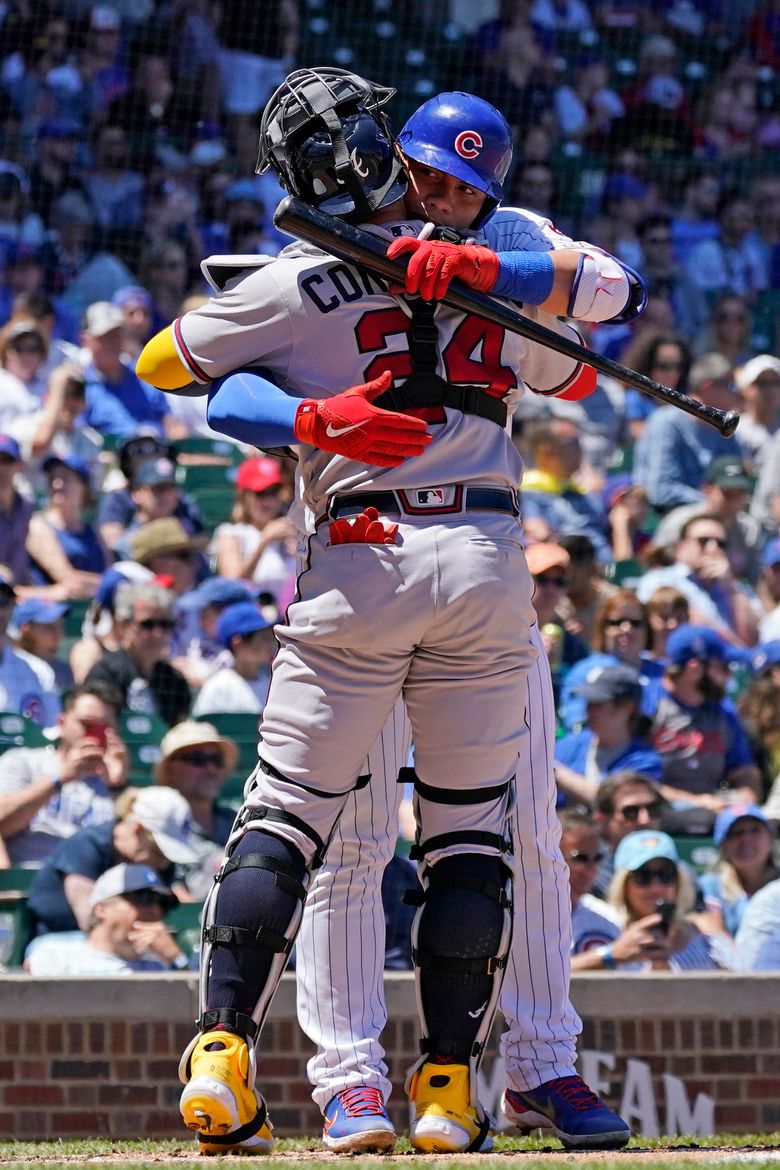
[606,830,735,971]
[84,579,191,727]
[699,804,779,937]
[651,457,763,587]
[636,513,761,646]
[153,720,239,899]
[652,625,762,836]
[554,664,662,809]
[590,770,667,898]
[560,590,665,731]
[525,542,589,707]
[25,862,191,974]
[557,810,622,960]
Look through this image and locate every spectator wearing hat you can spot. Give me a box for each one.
[652,456,763,586]
[560,589,666,732]
[0,319,49,431]
[11,597,72,710]
[153,720,239,898]
[128,517,207,605]
[174,577,255,690]
[110,457,204,560]
[525,542,589,706]
[81,301,174,440]
[520,420,612,563]
[652,624,762,835]
[11,360,101,474]
[699,804,778,937]
[554,663,662,809]
[0,568,49,725]
[213,456,296,607]
[0,436,34,587]
[0,680,126,866]
[27,785,198,935]
[111,285,156,363]
[605,829,734,971]
[633,352,739,513]
[96,430,200,551]
[25,454,107,601]
[24,862,188,975]
[757,543,780,644]
[85,578,191,726]
[69,561,153,683]
[192,601,274,717]
[734,355,780,474]
[636,513,761,646]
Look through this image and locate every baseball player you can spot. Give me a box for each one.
[137,70,634,1154]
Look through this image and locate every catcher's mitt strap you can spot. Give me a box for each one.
[410,829,510,861]
[198,1008,258,1039]
[216,852,307,901]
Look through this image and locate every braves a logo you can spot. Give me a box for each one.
[350,148,370,178]
[454,130,483,159]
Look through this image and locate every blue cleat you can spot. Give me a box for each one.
[502,1076,631,1150]
[322,1086,397,1153]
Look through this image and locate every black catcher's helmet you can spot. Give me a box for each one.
[256,66,407,223]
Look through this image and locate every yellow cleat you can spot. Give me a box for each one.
[408,1061,491,1153]
[179,1032,273,1155]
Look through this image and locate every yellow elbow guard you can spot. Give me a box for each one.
[137,325,201,391]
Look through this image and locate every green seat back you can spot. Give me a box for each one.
[165,900,204,958]
[0,712,48,754]
[0,868,37,968]
[672,835,718,875]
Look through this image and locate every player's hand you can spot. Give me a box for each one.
[294,371,432,467]
[387,237,499,300]
[329,507,399,546]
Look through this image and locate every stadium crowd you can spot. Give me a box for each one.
[0,0,780,975]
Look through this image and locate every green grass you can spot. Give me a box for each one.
[1,1134,780,1168]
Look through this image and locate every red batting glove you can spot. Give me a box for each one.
[329,507,399,545]
[294,370,431,468]
[387,237,500,301]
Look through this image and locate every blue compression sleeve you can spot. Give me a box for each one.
[491,249,555,304]
[206,369,299,448]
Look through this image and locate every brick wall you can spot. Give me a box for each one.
[0,973,778,1139]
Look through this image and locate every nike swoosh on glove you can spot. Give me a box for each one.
[294,371,431,467]
[329,506,399,545]
[387,237,499,301]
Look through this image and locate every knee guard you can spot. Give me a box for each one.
[404,772,514,1107]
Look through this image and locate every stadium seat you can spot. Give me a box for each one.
[174,436,244,466]
[119,710,168,785]
[604,558,644,588]
[165,900,204,958]
[0,712,48,754]
[672,835,718,875]
[192,488,237,529]
[0,867,37,968]
[176,463,236,492]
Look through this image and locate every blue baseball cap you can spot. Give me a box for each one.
[41,453,92,483]
[713,803,771,848]
[0,435,20,460]
[179,577,255,612]
[111,284,153,312]
[13,599,68,626]
[664,623,741,667]
[762,539,780,569]
[614,830,678,873]
[216,601,272,649]
[574,662,642,705]
[93,561,154,612]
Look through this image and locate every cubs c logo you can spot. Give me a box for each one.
[454,130,483,159]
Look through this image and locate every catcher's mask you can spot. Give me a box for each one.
[256,65,407,223]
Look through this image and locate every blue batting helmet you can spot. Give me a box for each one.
[397,92,513,226]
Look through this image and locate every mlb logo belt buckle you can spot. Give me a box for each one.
[398,486,464,514]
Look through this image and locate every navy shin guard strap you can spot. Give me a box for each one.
[404,874,509,907]
[413,776,510,805]
[198,1008,258,1039]
[243,804,327,867]
[217,852,307,901]
[204,923,293,955]
[419,1037,481,1059]
[197,1102,267,1147]
[413,948,507,975]
[410,829,510,861]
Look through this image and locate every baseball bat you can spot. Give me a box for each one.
[273,196,740,438]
